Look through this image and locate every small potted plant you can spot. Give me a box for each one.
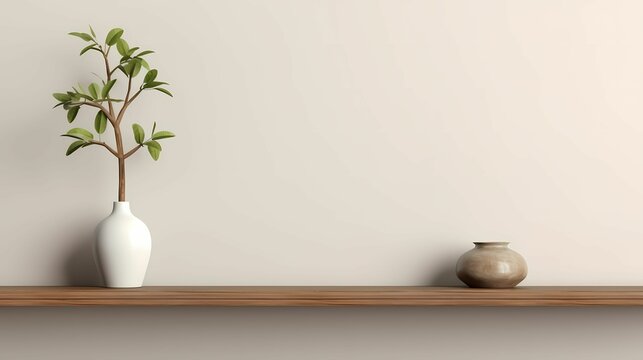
[52,26,175,288]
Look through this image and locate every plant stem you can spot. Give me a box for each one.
[103,54,115,117]
[101,47,127,201]
[117,76,134,125]
[91,47,147,201]
[118,157,126,201]
[114,124,126,201]
[124,144,143,159]
[88,140,118,157]
[68,101,114,123]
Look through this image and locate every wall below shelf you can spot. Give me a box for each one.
[0,286,642,307]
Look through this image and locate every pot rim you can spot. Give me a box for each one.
[473,241,510,246]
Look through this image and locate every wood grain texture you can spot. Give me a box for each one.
[0,287,643,306]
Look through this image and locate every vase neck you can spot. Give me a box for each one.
[474,242,509,248]
[111,201,132,215]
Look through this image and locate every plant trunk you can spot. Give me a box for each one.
[114,124,126,201]
[118,157,126,201]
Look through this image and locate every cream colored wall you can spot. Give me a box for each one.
[1,0,642,359]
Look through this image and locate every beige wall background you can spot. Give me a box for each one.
[1,0,642,359]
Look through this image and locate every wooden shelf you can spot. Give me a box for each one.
[0,286,643,306]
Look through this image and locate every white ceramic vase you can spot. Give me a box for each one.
[94,202,151,288]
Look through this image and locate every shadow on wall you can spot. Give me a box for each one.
[61,222,102,286]
[423,249,464,287]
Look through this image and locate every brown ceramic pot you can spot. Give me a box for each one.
[456,242,527,288]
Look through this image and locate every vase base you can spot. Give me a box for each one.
[103,285,144,288]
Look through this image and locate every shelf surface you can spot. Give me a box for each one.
[0,286,643,306]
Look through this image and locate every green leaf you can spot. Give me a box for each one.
[66,127,94,140]
[88,83,100,99]
[101,79,117,98]
[147,146,160,160]
[94,98,124,103]
[66,140,86,156]
[144,81,168,89]
[143,69,158,83]
[53,93,71,102]
[145,140,162,150]
[126,47,140,57]
[145,140,162,161]
[152,121,157,134]
[154,88,173,97]
[69,32,93,42]
[61,134,84,140]
[67,91,79,101]
[76,93,94,101]
[130,59,142,77]
[80,44,99,56]
[132,123,145,144]
[53,102,65,109]
[67,106,80,123]
[116,38,130,56]
[105,28,124,46]
[94,111,107,134]
[121,59,143,78]
[136,50,155,57]
[151,131,175,140]
[122,59,142,77]
[139,58,150,70]
[89,25,96,38]
[121,62,133,76]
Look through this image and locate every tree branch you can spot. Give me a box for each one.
[103,54,114,117]
[124,144,143,159]
[116,87,143,125]
[125,75,133,102]
[69,101,115,124]
[129,88,143,103]
[116,76,134,125]
[88,140,119,157]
